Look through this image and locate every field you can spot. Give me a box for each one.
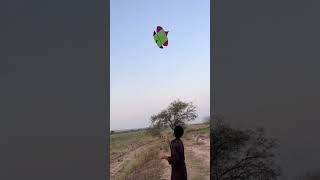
[110,124,210,180]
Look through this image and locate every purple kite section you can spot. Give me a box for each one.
[156,26,163,32]
[163,40,168,46]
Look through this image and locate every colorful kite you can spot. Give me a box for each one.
[153,26,169,49]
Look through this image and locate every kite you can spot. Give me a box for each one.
[153,26,169,49]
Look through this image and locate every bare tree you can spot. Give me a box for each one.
[211,115,281,180]
[150,99,198,130]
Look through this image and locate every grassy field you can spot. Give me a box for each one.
[110,130,153,152]
[110,124,210,180]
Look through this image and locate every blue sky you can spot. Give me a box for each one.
[111,0,210,130]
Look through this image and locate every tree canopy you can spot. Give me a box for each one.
[150,99,198,130]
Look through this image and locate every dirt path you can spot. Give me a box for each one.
[189,134,210,168]
[111,140,155,179]
[160,134,210,180]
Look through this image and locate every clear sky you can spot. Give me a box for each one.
[111,0,210,130]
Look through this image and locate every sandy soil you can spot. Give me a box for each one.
[190,134,210,168]
[160,159,171,180]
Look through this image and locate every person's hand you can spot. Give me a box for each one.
[160,153,168,160]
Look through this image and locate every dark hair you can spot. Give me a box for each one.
[174,125,184,138]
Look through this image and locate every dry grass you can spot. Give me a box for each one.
[118,143,164,180]
[111,124,210,180]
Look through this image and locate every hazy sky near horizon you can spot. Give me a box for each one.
[111,0,210,130]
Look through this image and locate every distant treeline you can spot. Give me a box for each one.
[110,128,147,135]
[110,122,208,135]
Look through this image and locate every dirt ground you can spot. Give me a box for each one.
[110,140,155,179]
[110,125,210,180]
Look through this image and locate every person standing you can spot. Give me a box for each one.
[161,125,188,180]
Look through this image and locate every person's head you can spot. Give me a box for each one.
[174,125,184,139]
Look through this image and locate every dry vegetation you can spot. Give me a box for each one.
[118,143,164,180]
[110,124,210,180]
